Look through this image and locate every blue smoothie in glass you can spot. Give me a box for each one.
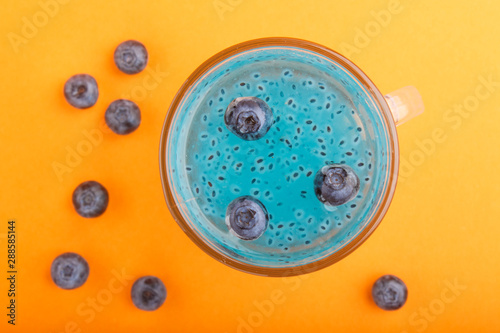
[166,46,392,269]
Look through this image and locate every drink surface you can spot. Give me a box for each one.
[167,47,391,268]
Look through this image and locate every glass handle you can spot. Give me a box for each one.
[384,86,424,126]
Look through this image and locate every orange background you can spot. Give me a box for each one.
[1,0,500,332]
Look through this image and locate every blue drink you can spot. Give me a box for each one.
[164,45,393,271]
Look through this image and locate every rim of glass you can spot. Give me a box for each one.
[159,37,399,277]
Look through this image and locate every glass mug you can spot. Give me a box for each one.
[159,37,423,276]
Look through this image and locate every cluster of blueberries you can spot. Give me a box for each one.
[223,97,361,241]
[54,43,408,312]
[52,40,166,311]
[63,40,145,134]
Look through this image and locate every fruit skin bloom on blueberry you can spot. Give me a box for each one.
[372,275,408,310]
[105,99,141,135]
[131,276,167,311]
[314,164,360,206]
[224,97,273,141]
[114,40,148,74]
[63,74,99,109]
[226,196,269,240]
[51,252,89,290]
[72,181,109,218]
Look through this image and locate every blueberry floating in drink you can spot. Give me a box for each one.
[225,196,269,240]
[224,97,273,141]
[372,275,408,310]
[314,164,360,206]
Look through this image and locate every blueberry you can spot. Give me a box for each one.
[372,275,408,310]
[225,196,269,240]
[72,181,109,218]
[51,252,89,290]
[131,276,167,311]
[224,97,273,141]
[314,164,359,206]
[114,40,148,74]
[105,99,141,135]
[63,74,99,109]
